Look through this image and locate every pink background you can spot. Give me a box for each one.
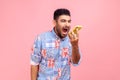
[0,0,120,80]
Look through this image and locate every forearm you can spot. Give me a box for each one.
[72,45,80,64]
[31,65,39,80]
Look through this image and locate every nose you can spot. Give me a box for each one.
[66,22,70,27]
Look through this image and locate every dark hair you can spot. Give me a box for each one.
[53,8,71,20]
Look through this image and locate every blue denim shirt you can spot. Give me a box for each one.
[31,28,81,80]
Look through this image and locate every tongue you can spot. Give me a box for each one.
[63,29,68,34]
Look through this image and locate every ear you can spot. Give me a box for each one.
[52,20,56,26]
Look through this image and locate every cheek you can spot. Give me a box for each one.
[60,22,65,26]
[57,23,63,29]
[56,24,61,32]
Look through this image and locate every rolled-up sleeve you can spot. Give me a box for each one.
[30,35,42,65]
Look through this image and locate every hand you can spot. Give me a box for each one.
[68,31,79,46]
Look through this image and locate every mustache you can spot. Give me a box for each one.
[64,26,71,29]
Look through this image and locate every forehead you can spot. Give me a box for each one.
[58,15,71,20]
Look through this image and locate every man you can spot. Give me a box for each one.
[31,8,81,80]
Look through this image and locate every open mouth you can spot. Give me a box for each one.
[62,28,69,34]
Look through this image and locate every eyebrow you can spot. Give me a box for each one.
[61,19,71,21]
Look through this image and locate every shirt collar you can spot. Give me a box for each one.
[51,27,68,41]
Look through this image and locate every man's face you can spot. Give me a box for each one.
[54,15,71,38]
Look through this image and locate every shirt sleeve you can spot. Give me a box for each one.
[30,35,42,65]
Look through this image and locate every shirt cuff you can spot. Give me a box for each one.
[30,60,39,65]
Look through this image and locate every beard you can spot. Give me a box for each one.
[54,26,67,39]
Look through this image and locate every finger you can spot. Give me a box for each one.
[68,32,72,39]
[74,34,78,40]
[76,32,79,38]
[69,32,76,41]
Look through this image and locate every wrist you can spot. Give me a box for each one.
[72,45,79,48]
